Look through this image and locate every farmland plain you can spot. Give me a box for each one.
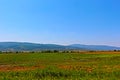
[0,51,120,80]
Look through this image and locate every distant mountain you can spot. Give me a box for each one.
[0,42,80,51]
[69,44,120,50]
[0,42,120,51]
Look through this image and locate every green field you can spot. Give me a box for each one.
[0,51,120,80]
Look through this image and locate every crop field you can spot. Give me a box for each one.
[0,51,120,80]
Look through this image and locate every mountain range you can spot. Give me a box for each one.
[0,42,120,51]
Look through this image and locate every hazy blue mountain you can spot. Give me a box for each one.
[0,42,120,51]
[0,42,79,51]
[70,44,120,50]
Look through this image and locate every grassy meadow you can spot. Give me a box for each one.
[0,51,120,80]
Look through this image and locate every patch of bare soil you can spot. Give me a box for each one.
[0,65,45,72]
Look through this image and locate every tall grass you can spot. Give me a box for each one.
[0,52,120,79]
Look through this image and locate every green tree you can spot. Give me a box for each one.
[0,51,2,54]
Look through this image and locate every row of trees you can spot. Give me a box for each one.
[0,50,80,54]
[0,50,120,54]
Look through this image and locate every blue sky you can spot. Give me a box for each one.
[0,0,120,46]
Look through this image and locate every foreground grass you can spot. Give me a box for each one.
[0,51,120,80]
[0,68,120,80]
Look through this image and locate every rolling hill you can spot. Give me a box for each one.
[70,44,120,50]
[0,42,79,51]
[0,42,120,51]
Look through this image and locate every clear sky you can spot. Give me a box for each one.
[0,0,120,46]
